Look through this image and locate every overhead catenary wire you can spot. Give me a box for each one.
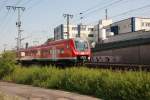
[84,3,150,25]
[0,0,26,50]
[72,0,126,24]
[26,0,45,10]
[82,0,125,18]
[0,11,9,26]
[0,0,9,12]
[21,0,33,6]
[139,9,150,17]
[73,0,116,22]
[0,12,15,35]
[72,0,115,22]
[0,0,25,34]
[79,0,112,14]
[111,4,150,19]
[14,0,23,6]
[20,0,46,18]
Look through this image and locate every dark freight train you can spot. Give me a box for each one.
[91,37,150,65]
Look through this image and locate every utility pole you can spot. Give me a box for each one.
[78,13,83,37]
[97,23,100,43]
[63,14,73,39]
[105,9,108,20]
[6,6,25,51]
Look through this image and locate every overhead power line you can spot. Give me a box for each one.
[72,0,125,24]
[26,0,44,10]
[80,0,112,14]
[82,0,124,17]
[73,0,118,20]
[84,3,150,25]
[111,4,150,18]
[21,0,33,6]
[0,0,24,32]
[14,0,23,6]
[0,0,9,12]
[20,0,46,17]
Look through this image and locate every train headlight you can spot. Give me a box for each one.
[81,52,85,55]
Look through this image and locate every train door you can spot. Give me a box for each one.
[37,50,41,58]
[52,47,56,61]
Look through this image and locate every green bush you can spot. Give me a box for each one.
[0,51,16,79]
[3,67,150,100]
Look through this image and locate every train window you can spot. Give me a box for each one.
[43,50,48,54]
[49,50,52,54]
[56,49,60,54]
[75,40,88,51]
[21,52,25,57]
[31,50,37,55]
[37,50,40,55]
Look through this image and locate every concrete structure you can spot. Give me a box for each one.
[88,17,150,45]
[54,24,94,40]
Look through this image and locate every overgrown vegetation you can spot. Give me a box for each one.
[0,51,150,100]
[3,67,150,100]
[0,51,16,79]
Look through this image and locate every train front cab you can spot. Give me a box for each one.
[73,38,91,64]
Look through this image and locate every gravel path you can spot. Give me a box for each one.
[0,81,101,100]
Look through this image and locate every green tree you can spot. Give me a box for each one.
[0,51,16,79]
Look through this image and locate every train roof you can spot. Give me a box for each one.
[92,37,150,52]
[19,38,85,51]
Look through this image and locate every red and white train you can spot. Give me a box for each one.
[17,38,91,65]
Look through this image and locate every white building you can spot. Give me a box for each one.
[89,17,150,45]
[109,17,150,35]
[104,30,150,43]
[54,24,94,40]
[89,19,113,44]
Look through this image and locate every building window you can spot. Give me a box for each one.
[124,25,126,28]
[88,34,94,37]
[72,27,78,30]
[88,28,94,31]
[111,26,119,35]
[142,22,145,27]
[106,29,110,32]
[146,23,150,27]
[142,22,150,27]
[81,27,86,31]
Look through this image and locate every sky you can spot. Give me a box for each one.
[0,0,150,52]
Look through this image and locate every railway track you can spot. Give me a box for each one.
[85,63,150,71]
[19,60,150,72]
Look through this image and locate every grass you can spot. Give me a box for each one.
[3,65,150,100]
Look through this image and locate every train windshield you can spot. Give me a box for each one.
[75,39,88,51]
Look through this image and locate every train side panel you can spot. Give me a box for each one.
[91,44,150,65]
[18,38,91,65]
